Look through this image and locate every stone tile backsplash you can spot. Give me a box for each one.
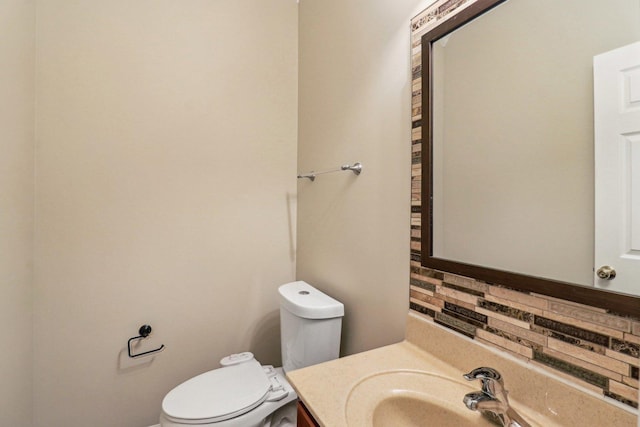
[410,0,640,409]
[408,267,640,408]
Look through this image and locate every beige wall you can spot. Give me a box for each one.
[34,1,297,426]
[0,0,35,425]
[297,0,435,355]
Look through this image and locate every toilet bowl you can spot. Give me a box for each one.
[151,281,344,427]
[158,353,297,427]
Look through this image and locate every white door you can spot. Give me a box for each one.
[594,41,640,295]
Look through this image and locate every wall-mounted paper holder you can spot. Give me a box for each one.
[127,324,165,358]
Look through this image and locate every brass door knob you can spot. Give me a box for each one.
[596,266,616,280]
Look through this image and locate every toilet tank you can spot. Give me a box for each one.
[278,281,344,373]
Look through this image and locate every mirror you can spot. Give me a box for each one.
[421,0,640,316]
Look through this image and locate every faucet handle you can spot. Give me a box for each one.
[463,367,503,383]
[463,367,529,427]
[463,367,505,398]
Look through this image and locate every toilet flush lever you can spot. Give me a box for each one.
[127,324,165,358]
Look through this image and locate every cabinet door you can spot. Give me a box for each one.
[297,401,319,427]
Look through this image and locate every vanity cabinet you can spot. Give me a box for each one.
[296,401,319,427]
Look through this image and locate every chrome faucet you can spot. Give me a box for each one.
[463,367,531,427]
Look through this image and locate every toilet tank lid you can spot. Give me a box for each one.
[279,281,344,319]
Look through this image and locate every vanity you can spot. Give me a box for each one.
[296,402,318,427]
[287,312,638,427]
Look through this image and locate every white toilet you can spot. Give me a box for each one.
[151,281,344,427]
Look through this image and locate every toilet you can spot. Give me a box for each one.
[151,281,344,427]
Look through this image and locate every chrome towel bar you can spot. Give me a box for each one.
[297,162,362,182]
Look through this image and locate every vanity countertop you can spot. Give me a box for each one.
[286,312,638,427]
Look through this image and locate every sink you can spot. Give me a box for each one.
[345,370,496,427]
[372,394,496,427]
[287,318,629,427]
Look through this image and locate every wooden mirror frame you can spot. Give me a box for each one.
[420,0,640,317]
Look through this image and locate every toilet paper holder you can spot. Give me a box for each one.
[127,324,165,358]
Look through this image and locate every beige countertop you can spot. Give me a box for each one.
[287,312,638,427]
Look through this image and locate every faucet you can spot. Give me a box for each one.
[463,367,531,427]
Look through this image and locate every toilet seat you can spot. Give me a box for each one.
[161,357,289,425]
